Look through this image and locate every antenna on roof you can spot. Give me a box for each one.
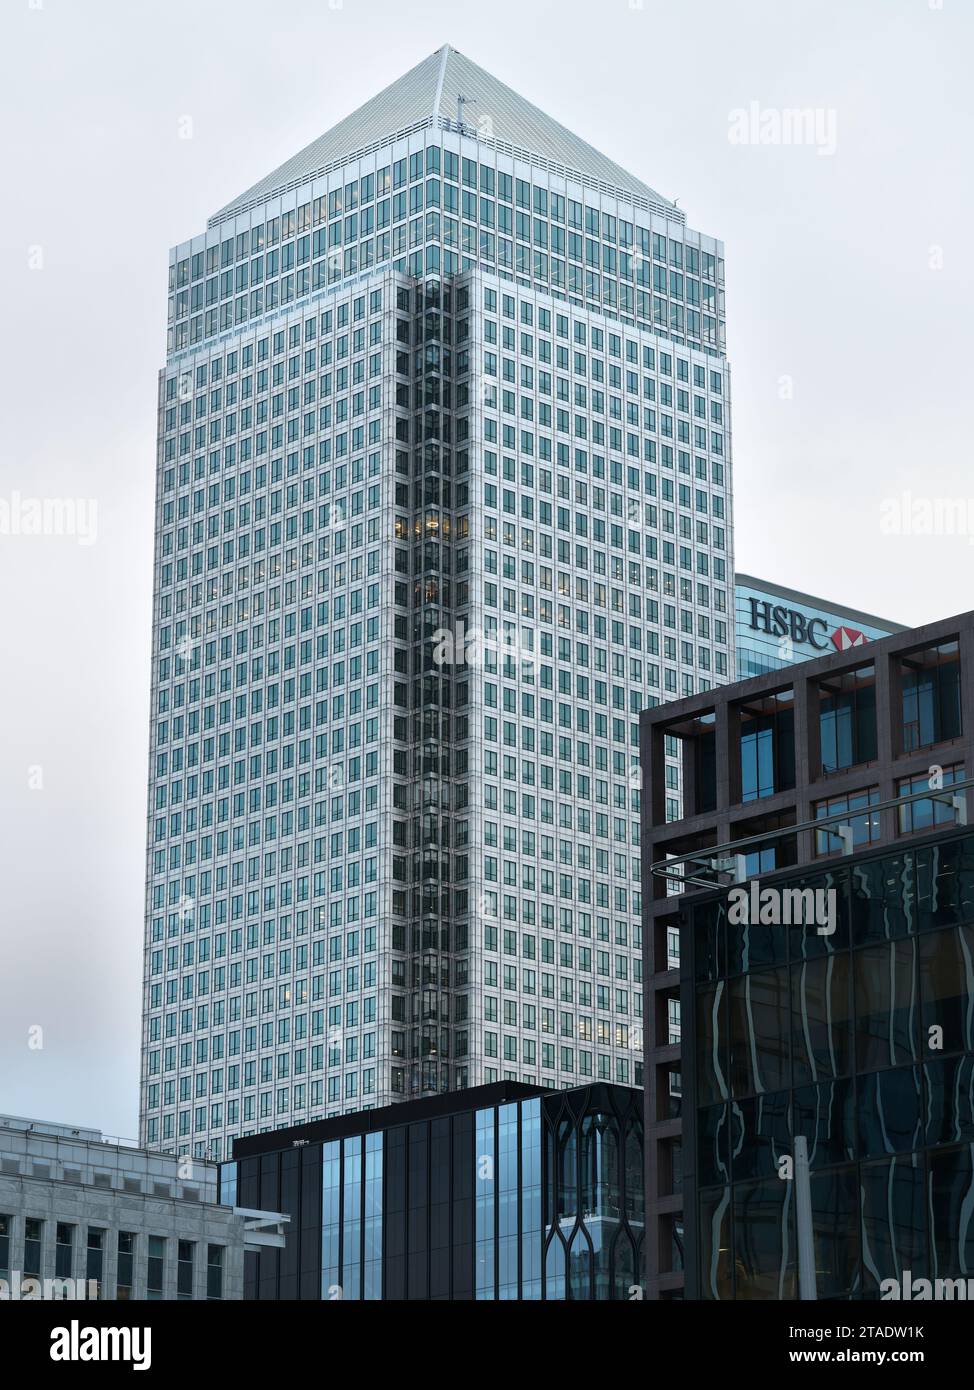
[456,94,486,138]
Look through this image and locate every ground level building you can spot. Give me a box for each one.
[0,1115,285,1300]
[222,1080,643,1299]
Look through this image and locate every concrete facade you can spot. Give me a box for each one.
[0,1116,286,1300]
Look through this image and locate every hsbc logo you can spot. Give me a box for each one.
[747,599,830,649]
[747,600,873,655]
[831,625,869,651]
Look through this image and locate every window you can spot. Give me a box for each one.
[668,997,681,1044]
[901,641,961,751]
[206,1244,225,1300]
[24,1218,43,1277]
[86,1228,104,1298]
[177,1240,195,1299]
[219,1163,237,1207]
[55,1223,74,1281]
[666,926,681,970]
[739,692,795,802]
[815,788,881,856]
[898,765,965,834]
[818,666,877,773]
[117,1232,135,1300]
[147,1236,165,1299]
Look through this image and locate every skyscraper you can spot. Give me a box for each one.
[141,45,733,1160]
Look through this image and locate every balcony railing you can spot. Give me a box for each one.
[650,775,974,893]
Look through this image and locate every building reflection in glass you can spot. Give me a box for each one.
[690,834,974,1298]
[543,1085,643,1300]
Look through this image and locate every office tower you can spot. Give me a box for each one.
[641,609,973,1298]
[142,45,733,1161]
[735,572,904,681]
[221,1079,643,1300]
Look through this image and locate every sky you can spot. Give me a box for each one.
[0,0,971,1138]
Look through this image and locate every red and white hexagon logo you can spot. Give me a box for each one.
[830,625,869,652]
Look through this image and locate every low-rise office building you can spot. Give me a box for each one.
[641,608,974,1298]
[0,1115,286,1300]
[222,1080,643,1299]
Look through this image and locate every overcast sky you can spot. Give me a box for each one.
[0,0,971,1139]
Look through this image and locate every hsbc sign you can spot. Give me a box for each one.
[747,599,871,654]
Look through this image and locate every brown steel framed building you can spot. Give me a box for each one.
[639,608,974,1298]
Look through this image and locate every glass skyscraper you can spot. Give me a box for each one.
[141,45,733,1160]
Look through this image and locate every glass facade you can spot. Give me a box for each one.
[900,642,961,751]
[544,1092,644,1299]
[739,692,795,802]
[142,48,733,1161]
[819,665,878,772]
[227,1080,641,1299]
[170,57,725,363]
[735,577,900,681]
[686,830,974,1299]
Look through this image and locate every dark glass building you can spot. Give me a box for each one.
[220,1081,643,1300]
[683,828,974,1299]
[641,608,974,1299]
